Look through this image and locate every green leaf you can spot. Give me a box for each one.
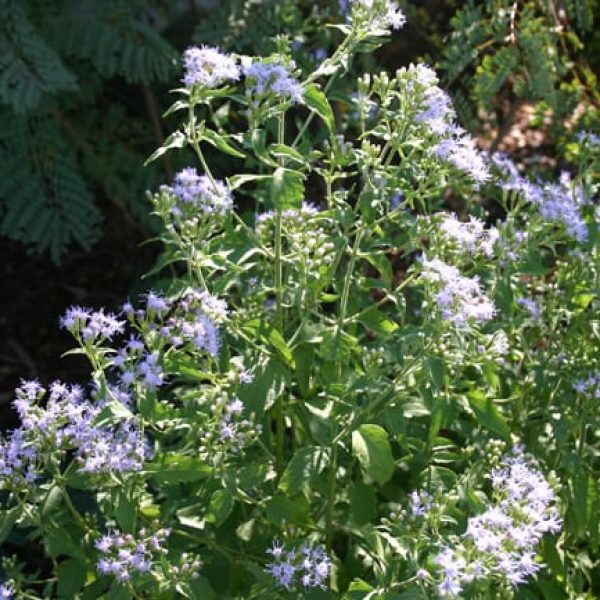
[45,528,83,559]
[425,356,445,391]
[237,358,289,414]
[278,446,329,496]
[206,489,234,527]
[270,144,307,166]
[144,130,186,165]
[228,173,271,191]
[344,579,374,599]
[381,590,422,600]
[271,167,305,211]
[0,507,18,545]
[241,319,295,368]
[349,482,377,525]
[115,491,136,532]
[57,558,87,599]
[364,253,393,287]
[359,307,398,337]
[352,424,395,485]
[266,494,311,526]
[106,581,131,600]
[303,84,335,132]
[201,128,246,158]
[145,455,212,483]
[293,344,313,398]
[428,397,446,448]
[42,485,64,518]
[467,392,511,441]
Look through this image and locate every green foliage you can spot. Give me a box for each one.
[0,111,102,261]
[0,0,177,262]
[441,0,600,141]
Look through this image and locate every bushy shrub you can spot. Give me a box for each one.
[1,1,599,598]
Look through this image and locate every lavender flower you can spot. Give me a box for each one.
[95,527,174,582]
[414,66,455,135]
[204,395,262,453]
[516,297,540,320]
[0,428,38,489]
[345,0,406,30]
[407,64,490,183]
[432,447,561,596]
[409,490,432,517]
[167,168,233,216]
[244,61,303,103]
[493,154,589,242]
[77,421,148,474]
[10,380,147,476]
[60,307,125,343]
[577,130,600,147]
[438,213,499,258]
[182,46,240,88]
[419,257,496,326]
[572,372,600,399]
[0,583,13,599]
[434,128,491,184]
[265,542,332,591]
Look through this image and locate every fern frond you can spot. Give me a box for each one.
[0,112,102,262]
[43,0,177,83]
[0,0,76,112]
[473,46,519,106]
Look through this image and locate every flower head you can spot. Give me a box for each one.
[182,46,240,88]
[245,61,303,103]
[168,168,233,217]
[420,257,496,326]
[266,542,331,591]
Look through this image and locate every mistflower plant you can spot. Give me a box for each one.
[1,2,598,598]
[431,447,561,597]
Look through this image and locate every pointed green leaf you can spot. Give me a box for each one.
[304,84,335,132]
[201,128,246,158]
[352,424,395,485]
[467,392,510,441]
[271,167,305,211]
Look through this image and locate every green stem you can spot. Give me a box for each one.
[274,112,286,477]
[325,445,338,552]
[335,229,365,378]
[174,528,259,561]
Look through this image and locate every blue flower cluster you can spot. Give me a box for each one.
[341,0,406,31]
[516,297,540,320]
[245,61,304,104]
[95,527,183,583]
[438,213,499,258]
[60,307,125,343]
[0,428,37,489]
[573,372,600,399]
[433,447,561,597]
[0,583,13,599]
[265,541,332,590]
[9,380,147,477]
[493,153,589,242]
[410,64,490,184]
[409,490,432,518]
[419,257,496,326]
[204,395,263,453]
[165,167,234,218]
[182,45,240,89]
